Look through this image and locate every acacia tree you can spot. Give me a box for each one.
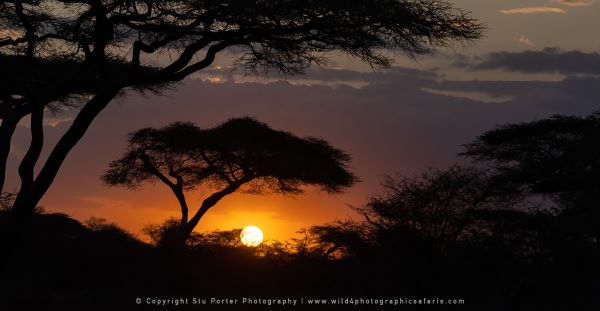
[463,113,600,205]
[0,0,482,220]
[102,118,357,244]
[463,112,600,244]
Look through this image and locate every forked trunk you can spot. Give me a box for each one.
[10,88,120,220]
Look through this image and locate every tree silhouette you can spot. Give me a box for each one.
[0,0,482,220]
[463,113,600,202]
[357,166,518,247]
[463,112,600,246]
[102,117,357,245]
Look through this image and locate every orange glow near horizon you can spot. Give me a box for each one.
[47,183,364,242]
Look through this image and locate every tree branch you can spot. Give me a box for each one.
[138,152,189,224]
[138,151,176,188]
[199,150,233,184]
[185,176,253,235]
[0,115,21,194]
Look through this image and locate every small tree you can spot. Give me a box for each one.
[103,117,357,245]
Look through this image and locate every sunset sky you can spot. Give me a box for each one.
[5,0,600,241]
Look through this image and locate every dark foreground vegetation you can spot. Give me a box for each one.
[2,113,600,311]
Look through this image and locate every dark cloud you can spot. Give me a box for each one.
[468,48,600,75]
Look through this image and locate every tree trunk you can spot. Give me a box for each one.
[11,88,120,220]
[13,105,44,216]
[0,116,21,195]
[178,181,246,245]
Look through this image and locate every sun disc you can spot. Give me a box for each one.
[240,226,264,247]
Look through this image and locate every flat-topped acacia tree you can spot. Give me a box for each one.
[102,118,358,245]
[1,0,482,219]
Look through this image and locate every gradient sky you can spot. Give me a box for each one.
[5,0,600,241]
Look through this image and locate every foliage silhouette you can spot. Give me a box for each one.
[0,0,483,220]
[102,117,357,245]
[358,166,516,247]
[464,113,600,204]
[0,191,14,211]
[307,163,599,309]
[459,114,600,308]
[142,218,242,249]
[287,113,600,309]
[463,112,600,246]
[291,222,370,259]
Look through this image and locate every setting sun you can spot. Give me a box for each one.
[240,226,264,247]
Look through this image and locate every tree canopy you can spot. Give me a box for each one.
[463,113,600,207]
[1,0,482,104]
[463,112,600,245]
[102,117,357,244]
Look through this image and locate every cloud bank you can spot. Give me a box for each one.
[464,48,600,75]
